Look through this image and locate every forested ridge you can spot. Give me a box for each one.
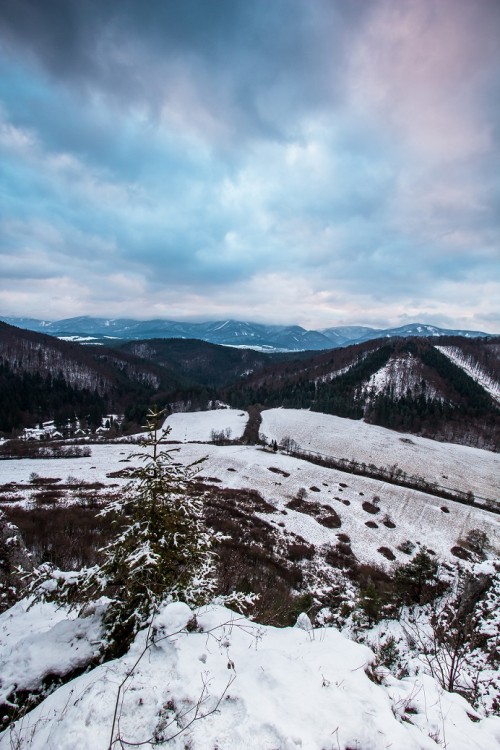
[224,337,500,449]
[1,320,498,448]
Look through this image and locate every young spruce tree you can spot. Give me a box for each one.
[32,408,218,659]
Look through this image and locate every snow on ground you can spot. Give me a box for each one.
[0,443,134,504]
[2,601,499,750]
[163,408,248,442]
[1,410,500,747]
[260,408,500,501]
[1,409,498,565]
[0,599,103,707]
[167,442,500,566]
[436,346,500,404]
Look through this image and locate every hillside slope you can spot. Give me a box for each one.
[225,337,500,449]
[0,322,207,432]
[116,337,279,387]
[1,407,499,747]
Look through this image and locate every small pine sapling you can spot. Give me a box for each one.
[30,408,219,659]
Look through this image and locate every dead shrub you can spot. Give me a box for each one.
[362,501,380,514]
[450,545,473,561]
[35,490,64,505]
[325,542,356,569]
[3,505,119,570]
[378,546,396,561]
[267,467,290,477]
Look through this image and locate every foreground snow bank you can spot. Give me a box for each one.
[0,599,103,708]
[1,602,499,750]
[163,408,248,442]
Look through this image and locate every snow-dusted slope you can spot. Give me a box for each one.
[436,345,500,404]
[172,442,500,565]
[2,601,499,750]
[363,352,439,399]
[260,408,500,501]
[2,410,498,566]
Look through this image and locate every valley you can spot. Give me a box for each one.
[0,330,499,748]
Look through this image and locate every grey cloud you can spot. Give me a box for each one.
[0,0,498,331]
[0,0,371,141]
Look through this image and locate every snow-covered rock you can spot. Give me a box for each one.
[1,601,499,749]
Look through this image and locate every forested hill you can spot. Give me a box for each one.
[114,337,284,387]
[0,322,211,432]
[224,336,500,450]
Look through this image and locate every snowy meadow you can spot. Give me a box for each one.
[0,408,499,749]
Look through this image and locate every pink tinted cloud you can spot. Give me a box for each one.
[347,0,497,163]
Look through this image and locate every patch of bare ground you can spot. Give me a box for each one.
[202,484,317,625]
[267,466,290,477]
[286,495,342,528]
[378,546,396,561]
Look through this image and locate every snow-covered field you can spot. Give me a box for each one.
[2,409,500,748]
[1,410,498,566]
[163,408,248,442]
[2,600,499,750]
[261,408,500,501]
[164,442,500,565]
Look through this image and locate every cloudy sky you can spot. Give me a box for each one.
[1,0,499,332]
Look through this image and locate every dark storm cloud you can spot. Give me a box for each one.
[0,0,371,141]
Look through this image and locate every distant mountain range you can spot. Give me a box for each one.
[0,316,495,352]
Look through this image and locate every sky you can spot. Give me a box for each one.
[0,0,499,332]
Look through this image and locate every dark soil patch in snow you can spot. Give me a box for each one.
[382,517,396,529]
[268,466,290,477]
[286,497,341,528]
[450,545,473,561]
[378,546,396,561]
[362,501,380,514]
[337,533,351,543]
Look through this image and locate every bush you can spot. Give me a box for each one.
[393,550,441,605]
[463,529,490,557]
